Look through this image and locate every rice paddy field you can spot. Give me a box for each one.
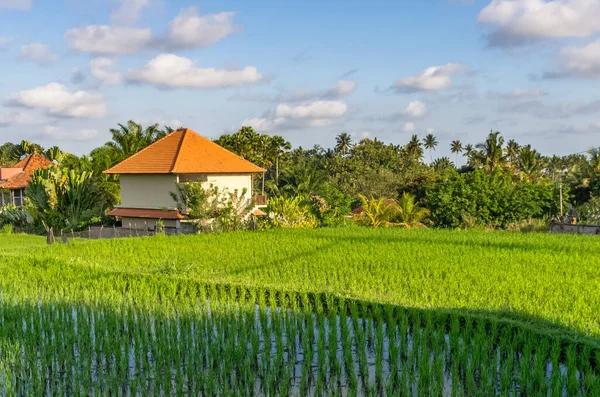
[1,228,599,395]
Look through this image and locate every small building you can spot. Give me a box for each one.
[104,128,266,229]
[0,153,53,207]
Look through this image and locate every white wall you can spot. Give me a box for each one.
[203,174,253,199]
[178,173,253,199]
[119,174,178,209]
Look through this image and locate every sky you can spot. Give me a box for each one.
[0,0,599,160]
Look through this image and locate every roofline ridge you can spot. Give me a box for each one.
[201,131,267,172]
[103,129,183,174]
[170,128,188,173]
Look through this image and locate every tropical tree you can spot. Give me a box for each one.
[45,146,64,163]
[26,167,101,231]
[476,130,506,172]
[433,157,453,172]
[450,140,463,166]
[423,133,438,164]
[335,133,353,156]
[405,134,424,160]
[506,139,520,167]
[106,120,168,161]
[518,145,545,181]
[396,192,430,228]
[355,195,399,227]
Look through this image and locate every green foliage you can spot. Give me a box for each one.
[0,224,13,234]
[354,195,399,227]
[0,204,33,229]
[170,182,254,231]
[396,192,430,228]
[266,196,318,228]
[355,193,430,228]
[576,195,600,225]
[0,228,599,394]
[426,168,561,229]
[25,166,102,231]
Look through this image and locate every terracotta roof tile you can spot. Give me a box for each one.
[104,128,265,175]
[0,153,53,190]
[108,207,184,220]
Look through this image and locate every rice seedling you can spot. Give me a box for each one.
[0,229,599,395]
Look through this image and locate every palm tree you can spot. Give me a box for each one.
[518,144,543,181]
[405,134,424,160]
[506,139,520,168]
[396,192,430,228]
[107,121,166,160]
[450,140,463,166]
[355,195,399,227]
[335,133,353,156]
[423,133,438,164]
[476,130,506,172]
[433,157,453,172]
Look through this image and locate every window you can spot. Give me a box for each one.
[178,174,208,183]
[12,189,23,207]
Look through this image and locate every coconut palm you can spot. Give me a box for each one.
[396,192,430,228]
[433,157,453,172]
[355,195,399,227]
[107,121,167,160]
[476,130,506,172]
[450,140,463,166]
[423,133,438,164]
[506,139,520,168]
[335,133,353,156]
[518,145,544,181]
[405,134,424,160]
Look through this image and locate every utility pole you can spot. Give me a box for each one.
[559,181,563,219]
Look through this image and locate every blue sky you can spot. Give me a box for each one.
[1,0,599,160]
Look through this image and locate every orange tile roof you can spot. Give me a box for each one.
[108,207,184,220]
[0,153,53,190]
[104,128,266,175]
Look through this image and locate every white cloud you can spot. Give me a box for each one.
[0,110,43,127]
[508,88,545,98]
[401,100,427,118]
[160,7,239,50]
[554,39,600,78]
[0,36,12,50]
[7,83,107,118]
[126,54,262,88]
[0,0,31,10]
[90,57,122,85]
[275,101,347,119]
[323,80,357,98]
[426,127,435,134]
[233,79,357,103]
[19,43,58,64]
[241,117,287,132]
[479,0,600,46]
[403,122,415,132]
[111,0,149,26]
[393,64,467,92]
[65,25,152,54]
[42,126,99,141]
[243,100,347,132]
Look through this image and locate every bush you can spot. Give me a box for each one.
[425,169,561,229]
[0,224,13,235]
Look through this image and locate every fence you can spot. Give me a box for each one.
[549,223,600,235]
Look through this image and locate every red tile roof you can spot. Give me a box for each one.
[104,128,265,175]
[0,153,53,190]
[107,207,184,220]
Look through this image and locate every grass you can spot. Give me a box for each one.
[1,228,599,339]
[1,228,599,394]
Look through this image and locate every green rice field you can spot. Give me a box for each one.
[1,228,599,395]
